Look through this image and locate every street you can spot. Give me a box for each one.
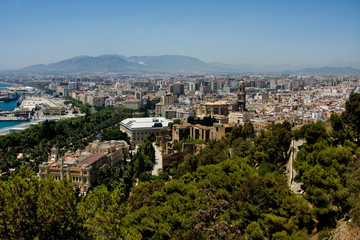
[287,139,305,194]
[152,143,163,176]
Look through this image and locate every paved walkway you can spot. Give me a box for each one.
[152,143,163,176]
[287,140,305,194]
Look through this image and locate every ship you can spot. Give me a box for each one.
[17,96,24,105]
[0,92,19,102]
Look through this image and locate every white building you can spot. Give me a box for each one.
[105,98,116,106]
[120,117,173,149]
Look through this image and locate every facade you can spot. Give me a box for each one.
[172,123,235,142]
[86,95,106,107]
[197,100,230,117]
[105,98,116,106]
[189,82,199,91]
[43,106,66,115]
[38,140,129,194]
[62,88,69,97]
[228,112,251,125]
[68,82,77,90]
[120,117,173,149]
[162,94,177,106]
[173,82,185,95]
[125,100,142,110]
[262,92,269,103]
[176,109,194,119]
[164,108,177,119]
[155,102,163,116]
[135,90,143,101]
[211,123,234,141]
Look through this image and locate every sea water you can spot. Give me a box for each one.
[0,83,28,130]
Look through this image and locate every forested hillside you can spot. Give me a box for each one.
[0,93,359,239]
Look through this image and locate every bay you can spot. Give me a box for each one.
[0,82,13,89]
[0,83,28,129]
[0,100,18,111]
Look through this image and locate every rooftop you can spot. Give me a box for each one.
[78,154,105,166]
[120,117,173,130]
[202,101,229,105]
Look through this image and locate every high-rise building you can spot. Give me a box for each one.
[173,82,184,95]
[262,92,269,103]
[68,82,77,90]
[189,82,199,91]
[135,90,143,101]
[162,94,177,106]
[210,81,218,93]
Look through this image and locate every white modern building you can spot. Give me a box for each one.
[120,117,173,149]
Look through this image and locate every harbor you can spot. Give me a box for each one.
[0,106,84,135]
[0,116,69,135]
[0,96,64,121]
[0,83,84,134]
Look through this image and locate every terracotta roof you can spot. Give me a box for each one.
[78,154,105,166]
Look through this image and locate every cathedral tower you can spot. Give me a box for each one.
[49,145,59,162]
[237,80,246,111]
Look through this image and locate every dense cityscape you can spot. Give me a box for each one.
[0,71,359,239]
[1,0,360,239]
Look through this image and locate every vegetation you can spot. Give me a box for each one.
[149,97,161,109]
[0,106,134,174]
[293,93,360,231]
[94,138,156,193]
[187,116,218,126]
[101,126,130,143]
[0,93,359,239]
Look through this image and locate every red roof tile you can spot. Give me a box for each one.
[78,154,105,166]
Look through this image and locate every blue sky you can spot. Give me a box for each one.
[0,0,359,70]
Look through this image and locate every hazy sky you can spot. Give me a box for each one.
[0,0,359,70]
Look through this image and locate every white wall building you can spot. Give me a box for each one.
[120,117,173,149]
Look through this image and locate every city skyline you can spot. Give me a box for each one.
[1,0,360,70]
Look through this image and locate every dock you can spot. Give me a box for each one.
[0,114,83,135]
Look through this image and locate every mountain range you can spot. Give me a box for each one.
[2,54,360,75]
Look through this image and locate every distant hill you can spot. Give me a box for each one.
[20,55,138,74]
[122,55,214,72]
[292,66,360,75]
[1,55,359,75]
[5,55,227,75]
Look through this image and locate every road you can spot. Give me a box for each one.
[152,143,163,176]
[287,139,305,194]
[130,143,162,176]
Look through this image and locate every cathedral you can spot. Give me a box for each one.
[237,80,246,111]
